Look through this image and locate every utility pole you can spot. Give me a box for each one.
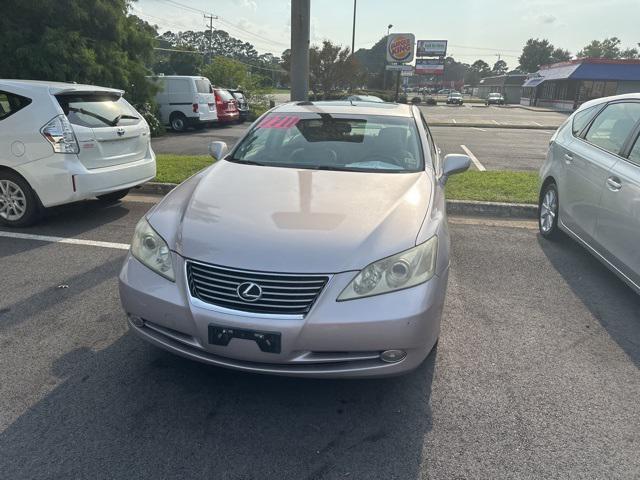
[290,0,310,101]
[351,0,357,56]
[204,13,218,65]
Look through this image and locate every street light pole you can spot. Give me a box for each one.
[383,24,393,91]
[351,0,357,56]
[290,0,310,101]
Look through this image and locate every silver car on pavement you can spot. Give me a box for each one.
[119,101,471,378]
[539,93,640,294]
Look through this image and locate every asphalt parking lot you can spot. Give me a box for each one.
[151,105,558,172]
[1,195,639,479]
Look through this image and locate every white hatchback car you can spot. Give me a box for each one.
[0,80,156,227]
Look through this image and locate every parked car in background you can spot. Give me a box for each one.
[446,92,464,105]
[539,93,640,295]
[214,88,240,123]
[149,75,216,132]
[346,95,385,103]
[0,80,156,227]
[486,92,505,105]
[228,89,249,122]
[119,101,471,378]
[437,89,451,95]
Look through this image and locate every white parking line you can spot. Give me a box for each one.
[0,231,130,250]
[532,121,542,126]
[452,118,457,123]
[492,120,500,125]
[460,145,486,171]
[471,127,487,132]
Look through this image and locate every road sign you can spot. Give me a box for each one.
[386,64,414,71]
[386,33,415,63]
[415,58,445,75]
[417,40,447,57]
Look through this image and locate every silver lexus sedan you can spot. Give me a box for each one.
[539,93,640,295]
[119,101,471,378]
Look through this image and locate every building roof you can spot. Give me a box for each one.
[479,74,527,87]
[537,58,640,82]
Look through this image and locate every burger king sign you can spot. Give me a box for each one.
[386,33,415,63]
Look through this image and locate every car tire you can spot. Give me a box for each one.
[170,113,187,132]
[97,188,130,204]
[539,181,561,240]
[0,171,42,228]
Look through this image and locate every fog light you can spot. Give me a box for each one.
[129,315,145,328]
[380,350,406,363]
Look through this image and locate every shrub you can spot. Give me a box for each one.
[135,102,165,137]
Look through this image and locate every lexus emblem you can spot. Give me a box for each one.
[116,127,125,137]
[236,282,263,302]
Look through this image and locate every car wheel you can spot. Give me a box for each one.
[97,188,130,203]
[539,181,561,240]
[170,113,187,132]
[0,171,41,227]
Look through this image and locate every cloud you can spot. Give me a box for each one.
[537,14,557,24]
[236,0,258,12]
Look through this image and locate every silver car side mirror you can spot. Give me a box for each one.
[209,141,228,160]
[442,154,471,183]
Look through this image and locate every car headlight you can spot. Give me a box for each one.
[338,236,438,301]
[131,217,175,281]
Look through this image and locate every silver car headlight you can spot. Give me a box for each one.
[131,217,175,281]
[338,236,438,301]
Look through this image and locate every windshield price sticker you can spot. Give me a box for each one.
[258,115,300,129]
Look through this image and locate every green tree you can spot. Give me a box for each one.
[577,38,639,59]
[202,57,248,89]
[309,41,364,96]
[518,39,572,73]
[0,0,158,105]
[492,59,508,75]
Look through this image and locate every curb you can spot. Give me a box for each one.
[446,199,537,219]
[136,183,538,219]
[428,122,558,130]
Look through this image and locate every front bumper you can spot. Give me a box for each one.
[119,254,448,378]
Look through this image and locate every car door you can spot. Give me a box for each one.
[593,102,640,288]
[560,102,630,243]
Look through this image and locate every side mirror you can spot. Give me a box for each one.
[208,141,228,161]
[442,154,471,183]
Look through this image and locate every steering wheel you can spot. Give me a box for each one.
[288,147,338,165]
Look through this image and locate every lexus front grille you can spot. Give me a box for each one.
[186,261,329,316]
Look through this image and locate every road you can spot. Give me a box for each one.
[152,124,552,172]
[1,195,639,479]
[421,104,568,127]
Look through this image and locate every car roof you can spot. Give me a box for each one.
[0,79,124,95]
[271,101,414,117]
[578,92,640,110]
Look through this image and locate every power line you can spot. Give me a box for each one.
[151,48,285,72]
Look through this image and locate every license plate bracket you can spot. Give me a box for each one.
[208,324,281,354]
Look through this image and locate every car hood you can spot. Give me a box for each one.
[149,161,432,273]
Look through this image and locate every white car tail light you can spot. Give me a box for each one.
[41,115,79,154]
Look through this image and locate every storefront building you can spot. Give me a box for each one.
[476,74,527,104]
[521,58,640,111]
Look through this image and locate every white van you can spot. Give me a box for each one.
[149,75,217,132]
[0,80,156,227]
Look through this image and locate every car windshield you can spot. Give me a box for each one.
[216,89,234,101]
[56,94,140,128]
[489,93,502,98]
[230,112,423,172]
[450,93,461,97]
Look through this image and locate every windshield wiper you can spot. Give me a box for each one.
[226,158,268,166]
[111,114,139,126]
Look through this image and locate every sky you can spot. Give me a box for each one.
[134,0,639,69]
